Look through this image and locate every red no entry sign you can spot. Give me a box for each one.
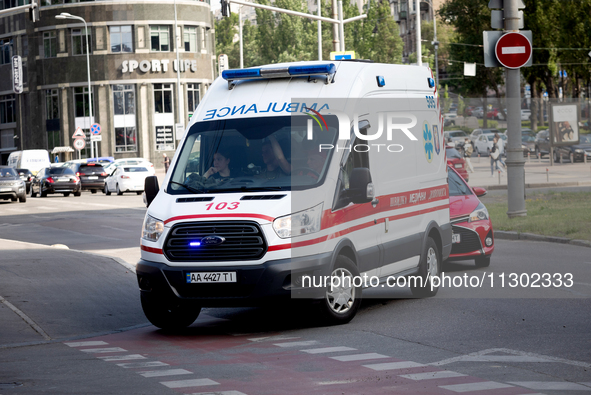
[495,32,532,69]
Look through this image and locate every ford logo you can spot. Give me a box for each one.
[201,235,225,246]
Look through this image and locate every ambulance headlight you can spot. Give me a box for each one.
[468,203,489,222]
[142,214,164,242]
[273,203,323,239]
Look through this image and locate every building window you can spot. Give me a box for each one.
[150,26,170,52]
[154,84,173,114]
[22,36,28,57]
[2,0,29,9]
[113,84,135,115]
[187,83,200,115]
[200,27,206,51]
[72,28,92,56]
[0,38,12,64]
[0,95,16,124]
[1,130,15,149]
[43,31,57,58]
[110,25,133,53]
[74,87,94,118]
[115,127,137,152]
[184,27,197,52]
[47,130,60,153]
[46,89,59,120]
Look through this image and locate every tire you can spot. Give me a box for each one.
[63,192,70,197]
[475,256,491,268]
[11,196,17,202]
[19,195,26,203]
[116,184,123,196]
[40,188,47,198]
[74,191,81,197]
[410,237,441,298]
[30,185,37,198]
[91,189,97,194]
[554,151,561,163]
[136,191,143,195]
[140,292,201,331]
[317,255,362,325]
[104,184,111,196]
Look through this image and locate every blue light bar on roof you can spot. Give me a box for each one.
[222,68,262,80]
[288,64,336,76]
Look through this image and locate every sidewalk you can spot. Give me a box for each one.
[466,156,591,190]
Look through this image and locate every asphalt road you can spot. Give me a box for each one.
[0,191,590,394]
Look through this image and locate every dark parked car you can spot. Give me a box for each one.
[447,166,493,267]
[553,134,591,163]
[67,162,108,193]
[0,166,27,203]
[15,168,33,193]
[534,129,551,158]
[30,167,81,198]
[521,135,536,157]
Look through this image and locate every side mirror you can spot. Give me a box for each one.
[348,167,374,204]
[472,187,487,197]
[144,176,159,207]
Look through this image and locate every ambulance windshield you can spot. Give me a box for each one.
[167,115,339,194]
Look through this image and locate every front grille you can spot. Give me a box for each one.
[241,195,286,200]
[176,197,215,203]
[163,221,267,262]
[451,225,482,254]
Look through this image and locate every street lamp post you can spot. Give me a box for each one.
[55,13,94,159]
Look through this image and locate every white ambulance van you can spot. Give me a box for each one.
[7,150,51,175]
[138,61,451,329]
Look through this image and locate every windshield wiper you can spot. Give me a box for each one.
[170,181,206,194]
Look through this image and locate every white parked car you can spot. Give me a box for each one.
[521,109,531,121]
[104,165,150,195]
[105,158,155,176]
[474,133,507,156]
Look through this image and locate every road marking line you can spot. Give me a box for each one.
[363,361,425,371]
[274,340,318,347]
[139,369,193,378]
[117,361,169,368]
[330,353,390,362]
[317,380,357,385]
[0,295,51,341]
[98,354,146,361]
[185,391,246,395]
[301,347,357,354]
[80,347,127,353]
[64,341,108,347]
[509,381,591,391]
[160,378,219,388]
[430,348,591,368]
[439,381,514,392]
[400,371,467,381]
[248,336,300,342]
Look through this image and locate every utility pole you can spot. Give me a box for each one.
[332,0,339,51]
[504,0,527,217]
[415,0,421,66]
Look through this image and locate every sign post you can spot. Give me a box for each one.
[90,123,101,160]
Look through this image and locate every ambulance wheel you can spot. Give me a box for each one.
[410,237,440,298]
[318,255,362,325]
[140,292,201,331]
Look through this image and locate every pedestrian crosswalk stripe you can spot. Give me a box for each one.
[160,378,219,388]
[400,371,467,381]
[117,361,169,368]
[274,340,318,347]
[139,369,192,378]
[80,347,127,353]
[64,341,108,347]
[363,361,425,371]
[330,353,390,362]
[509,381,591,391]
[439,381,514,392]
[301,347,357,354]
[98,354,146,361]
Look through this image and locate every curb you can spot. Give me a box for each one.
[495,231,591,248]
[476,181,591,191]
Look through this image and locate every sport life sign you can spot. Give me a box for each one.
[495,32,532,69]
[12,56,23,94]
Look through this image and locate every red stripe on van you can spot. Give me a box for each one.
[141,245,163,254]
[164,213,275,225]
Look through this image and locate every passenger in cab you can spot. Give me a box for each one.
[204,148,233,181]
[259,135,291,179]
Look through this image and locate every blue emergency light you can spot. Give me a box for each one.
[189,241,201,247]
[222,64,336,88]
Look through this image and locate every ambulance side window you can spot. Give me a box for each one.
[184,135,201,177]
[333,136,370,210]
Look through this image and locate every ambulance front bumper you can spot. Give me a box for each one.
[136,253,334,307]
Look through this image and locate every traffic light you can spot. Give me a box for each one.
[220,0,229,17]
[29,1,39,23]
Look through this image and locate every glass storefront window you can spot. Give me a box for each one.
[110,26,133,53]
[150,26,169,52]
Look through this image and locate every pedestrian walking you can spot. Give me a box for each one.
[490,137,504,177]
[463,138,474,173]
[494,133,506,169]
[163,153,170,173]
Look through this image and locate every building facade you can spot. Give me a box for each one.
[0,0,216,167]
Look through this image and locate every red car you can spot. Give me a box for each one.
[446,147,469,182]
[447,166,494,267]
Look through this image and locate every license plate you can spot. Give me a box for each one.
[58,177,69,182]
[0,187,11,192]
[88,176,98,179]
[186,272,237,283]
[452,234,461,244]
